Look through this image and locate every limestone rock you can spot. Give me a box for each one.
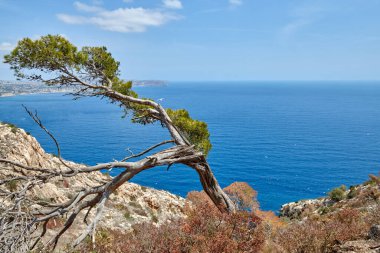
[0,122,187,248]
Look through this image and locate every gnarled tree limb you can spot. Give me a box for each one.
[1,35,236,252]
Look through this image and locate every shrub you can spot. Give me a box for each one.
[79,206,265,253]
[75,179,380,253]
[329,185,346,202]
[78,182,266,253]
[224,182,259,211]
[275,208,369,253]
[347,186,358,199]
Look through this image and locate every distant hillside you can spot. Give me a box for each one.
[0,80,73,97]
[0,80,167,97]
[132,80,167,87]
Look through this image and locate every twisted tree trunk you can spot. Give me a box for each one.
[100,87,236,213]
[190,160,236,212]
[1,35,236,251]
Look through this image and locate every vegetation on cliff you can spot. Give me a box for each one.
[1,35,379,252]
[76,174,380,253]
[0,123,379,252]
[0,123,186,250]
[0,35,236,252]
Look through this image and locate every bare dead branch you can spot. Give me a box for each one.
[121,140,175,162]
[0,59,235,251]
[0,127,202,251]
[22,105,75,172]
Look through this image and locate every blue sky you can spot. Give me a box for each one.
[0,0,379,81]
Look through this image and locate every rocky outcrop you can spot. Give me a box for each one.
[279,198,332,219]
[0,122,186,248]
[279,173,380,253]
[280,182,380,220]
[333,240,380,253]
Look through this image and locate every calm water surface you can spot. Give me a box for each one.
[1,81,379,211]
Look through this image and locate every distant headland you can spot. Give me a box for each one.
[0,80,167,97]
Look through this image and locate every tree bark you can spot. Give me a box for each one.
[189,160,236,213]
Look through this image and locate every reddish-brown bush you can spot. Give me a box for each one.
[275,208,370,253]
[78,205,266,253]
[224,182,259,211]
[78,182,266,253]
[76,180,380,253]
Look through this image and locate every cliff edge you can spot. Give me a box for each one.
[0,122,186,249]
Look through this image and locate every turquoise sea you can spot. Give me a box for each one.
[1,81,379,211]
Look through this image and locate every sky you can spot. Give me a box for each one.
[0,0,379,81]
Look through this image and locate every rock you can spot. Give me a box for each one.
[280,184,379,221]
[334,240,380,253]
[0,123,187,248]
[279,198,328,220]
[369,225,380,240]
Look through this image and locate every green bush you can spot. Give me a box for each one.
[329,185,346,202]
[347,186,359,199]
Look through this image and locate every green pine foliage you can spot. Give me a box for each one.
[4,35,81,82]
[79,46,120,85]
[166,109,212,155]
[4,35,213,156]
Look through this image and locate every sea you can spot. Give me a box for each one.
[1,81,379,211]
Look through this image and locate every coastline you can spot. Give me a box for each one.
[1,83,380,211]
[0,91,69,98]
[0,84,167,98]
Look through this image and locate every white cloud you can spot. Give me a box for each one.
[0,42,14,52]
[163,0,182,9]
[229,0,242,6]
[58,2,180,33]
[57,14,88,24]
